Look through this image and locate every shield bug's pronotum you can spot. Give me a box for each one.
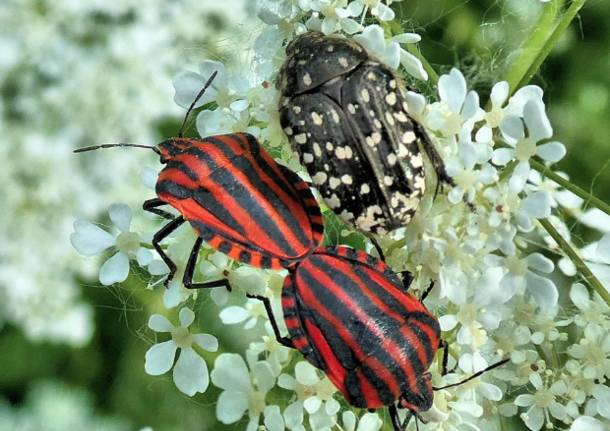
[278,32,453,239]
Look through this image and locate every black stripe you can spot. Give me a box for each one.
[180,147,301,257]
[156,180,192,200]
[229,156,310,251]
[298,266,398,404]
[165,160,198,181]
[239,250,252,265]
[191,188,247,238]
[307,258,427,397]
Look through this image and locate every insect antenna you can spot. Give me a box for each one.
[177,70,218,138]
[432,358,509,391]
[73,143,161,155]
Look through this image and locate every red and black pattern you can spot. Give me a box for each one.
[155,133,323,270]
[282,246,440,412]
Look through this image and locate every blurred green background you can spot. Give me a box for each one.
[0,1,608,430]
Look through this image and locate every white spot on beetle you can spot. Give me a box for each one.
[410,154,424,168]
[373,119,382,129]
[338,57,349,68]
[387,153,397,166]
[361,89,370,102]
[397,144,409,158]
[302,153,314,164]
[385,112,395,125]
[383,176,394,186]
[284,127,294,136]
[335,147,346,159]
[402,131,416,143]
[360,184,370,194]
[414,175,426,191]
[295,133,307,144]
[367,72,376,81]
[331,109,340,123]
[389,79,397,89]
[355,206,383,232]
[329,177,341,189]
[292,106,302,114]
[341,174,353,185]
[372,132,382,144]
[327,194,341,209]
[312,172,328,185]
[394,111,409,123]
[311,112,323,125]
[348,104,357,114]
[385,92,397,105]
[326,141,334,151]
[339,209,355,221]
[303,73,312,86]
[313,143,322,157]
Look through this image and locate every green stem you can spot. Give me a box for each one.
[530,159,610,216]
[500,0,564,99]
[539,218,610,306]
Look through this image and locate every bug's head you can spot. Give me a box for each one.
[277,31,368,96]
[399,373,434,413]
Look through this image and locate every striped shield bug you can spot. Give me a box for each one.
[277,32,453,237]
[250,246,508,430]
[75,72,324,290]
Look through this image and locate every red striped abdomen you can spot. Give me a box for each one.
[156,133,323,269]
[282,246,439,410]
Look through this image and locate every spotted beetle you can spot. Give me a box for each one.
[278,32,452,236]
[75,72,324,290]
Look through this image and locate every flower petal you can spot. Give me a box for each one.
[219,306,250,324]
[70,220,115,256]
[295,361,319,386]
[144,340,177,375]
[439,68,466,113]
[99,251,130,285]
[136,248,153,266]
[148,314,174,332]
[252,361,277,394]
[536,141,566,163]
[193,333,219,352]
[263,405,285,431]
[211,353,252,392]
[490,81,509,107]
[216,390,248,424]
[173,347,209,396]
[179,307,195,327]
[500,115,525,142]
[358,412,383,431]
[304,396,321,413]
[399,50,427,80]
[570,416,607,431]
[521,191,552,219]
[173,71,209,109]
[526,253,554,273]
[526,272,558,309]
[109,203,132,232]
[439,314,458,331]
[597,233,610,263]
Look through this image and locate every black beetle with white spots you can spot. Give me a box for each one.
[277,31,452,236]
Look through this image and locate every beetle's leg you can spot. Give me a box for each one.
[246,294,293,348]
[368,235,385,260]
[152,216,185,287]
[388,404,404,431]
[415,123,454,193]
[439,339,451,376]
[183,236,232,291]
[399,271,413,292]
[433,358,510,391]
[420,281,435,302]
[143,198,175,220]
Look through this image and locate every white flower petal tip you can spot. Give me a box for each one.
[99,251,130,285]
[70,220,115,256]
[173,347,209,396]
[145,340,177,376]
[108,203,132,232]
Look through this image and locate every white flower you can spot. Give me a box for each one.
[570,416,608,431]
[515,372,567,431]
[211,353,278,431]
[144,307,218,396]
[570,283,610,329]
[71,203,159,285]
[568,324,610,381]
[340,411,383,431]
[427,68,484,138]
[279,361,339,430]
[353,24,427,80]
[303,0,363,35]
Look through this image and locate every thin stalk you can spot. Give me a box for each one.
[513,0,586,94]
[530,159,610,216]
[500,0,562,99]
[539,218,610,306]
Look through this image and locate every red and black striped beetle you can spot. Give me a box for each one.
[75,73,324,290]
[278,32,453,237]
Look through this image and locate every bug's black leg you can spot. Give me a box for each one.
[439,339,450,376]
[182,236,232,291]
[433,358,510,391]
[246,294,293,348]
[414,416,421,431]
[415,123,454,198]
[367,235,385,261]
[143,198,175,220]
[420,281,435,302]
[399,270,413,292]
[152,216,185,287]
[388,404,403,431]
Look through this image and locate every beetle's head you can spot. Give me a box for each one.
[158,138,194,164]
[399,373,434,413]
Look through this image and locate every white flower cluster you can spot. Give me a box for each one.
[0,0,249,344]
[69,1,610,430]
